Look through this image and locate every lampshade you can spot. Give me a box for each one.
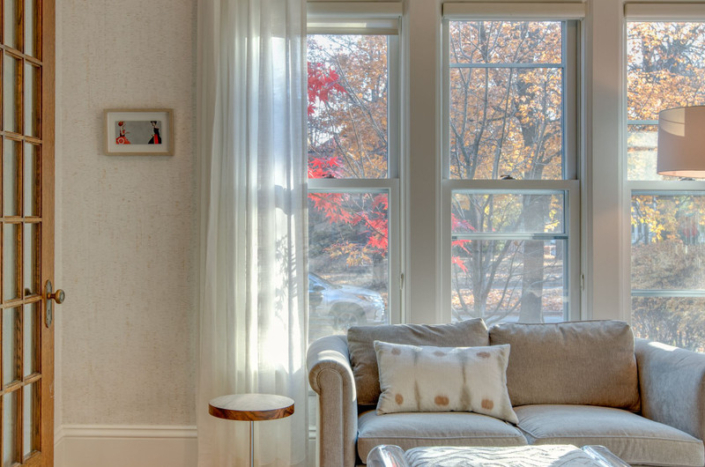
[657,105,705,178]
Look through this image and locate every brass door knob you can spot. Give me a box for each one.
[44,280,64,327]
[48,289,65,304]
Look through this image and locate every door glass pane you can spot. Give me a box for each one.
[24,64,38,138]
[3,0,17,49]
[3,390,18,467]
[3,139,20,217]
[23,303,36,375]
[2,307,20,384]
[23,224,37,296]
[3,55,19,133]
[23,143,38,216]
[307,35,390,179]
[451,239,567,325]
[308,191,389,342]
[3,224,20,301]
[24,0,34,57]
[22,383,38,457]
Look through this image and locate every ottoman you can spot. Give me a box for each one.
[367,444,630,467]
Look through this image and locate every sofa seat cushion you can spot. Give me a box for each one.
[515,405,705,467]
[357,410,527,461]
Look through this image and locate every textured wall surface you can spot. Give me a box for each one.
[56,0,197,425]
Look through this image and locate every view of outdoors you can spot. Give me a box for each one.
[449,21,570,324]
[449,21,564,181]
[307,35,391,342]
[627,22,705,181]
[451,192,567,324]
[306,22,705,348]
[628,22,705,352]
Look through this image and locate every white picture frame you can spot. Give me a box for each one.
[104,109,174,156]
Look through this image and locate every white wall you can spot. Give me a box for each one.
[55,0,198,465]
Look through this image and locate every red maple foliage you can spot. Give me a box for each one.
[307,62,346,116]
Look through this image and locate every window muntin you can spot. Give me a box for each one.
[307,30,399,343]
[445,20,577,325]
[448,21,566,180]
[627,22,705,181]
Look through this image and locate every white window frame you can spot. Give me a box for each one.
[438,15,583,323]
[306,4,403,327]
[622,10,705,323]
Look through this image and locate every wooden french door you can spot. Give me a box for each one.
[0,0,55,466]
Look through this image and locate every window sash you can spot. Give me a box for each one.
[442,20,579,181]
[441,180,580,322]
[440,18,581,323]
[629,185,705,301]
[306,26,402,325]
[625,17,705,307]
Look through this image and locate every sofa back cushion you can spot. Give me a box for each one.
[489,320,640,411]
[348,319,489,406]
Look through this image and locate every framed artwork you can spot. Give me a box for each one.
[104,109,174,156]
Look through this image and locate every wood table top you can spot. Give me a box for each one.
[208,393,295,422]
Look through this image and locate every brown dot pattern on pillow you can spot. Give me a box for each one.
[374,341,518,424]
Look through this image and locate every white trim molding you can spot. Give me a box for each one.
[55,424,198,467]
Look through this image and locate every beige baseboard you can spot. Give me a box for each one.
[55,424,198,467]
[55,424,318,467]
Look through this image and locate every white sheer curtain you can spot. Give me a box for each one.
[196,0,308,465]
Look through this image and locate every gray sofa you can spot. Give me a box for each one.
[307,319,705,467]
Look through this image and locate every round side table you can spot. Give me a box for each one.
[209,393,295,467]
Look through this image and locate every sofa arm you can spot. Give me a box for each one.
[308,335,359,467]
[635,338,705,440]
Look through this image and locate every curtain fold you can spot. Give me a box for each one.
[196,0,308,465]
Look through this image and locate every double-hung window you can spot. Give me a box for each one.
[441,5,583,325]
[626,6,705,351]
[306,6,401,344]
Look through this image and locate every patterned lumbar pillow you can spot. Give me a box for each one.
[374,341,518,424]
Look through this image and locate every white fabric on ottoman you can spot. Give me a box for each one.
[403,445,615,467]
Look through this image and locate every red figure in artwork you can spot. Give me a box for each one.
[148,121,161,145]
[116,121,131,144]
